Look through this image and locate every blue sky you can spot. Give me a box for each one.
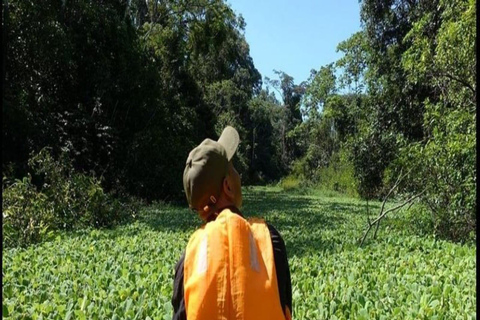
[227,0,362,87]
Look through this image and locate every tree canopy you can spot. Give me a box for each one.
[2,0,475,241]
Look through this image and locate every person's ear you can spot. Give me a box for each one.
[223,176,234,198]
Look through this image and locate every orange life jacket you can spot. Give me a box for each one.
[183,208,292,320]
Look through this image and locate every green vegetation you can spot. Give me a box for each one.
[2,149,137,248]
[3,0,476,242]
[2,1,475,318]
[3,187,475,319]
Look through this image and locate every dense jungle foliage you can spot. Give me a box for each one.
[2,0,476,246]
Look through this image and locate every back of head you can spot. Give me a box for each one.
[183,126,240,220]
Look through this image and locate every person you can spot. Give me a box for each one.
[172,126,292,320]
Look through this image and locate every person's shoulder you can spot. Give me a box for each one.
[266,222,281,236]
[266,222,287,244]
[186,224,207,244]
[246,216,281,235]
[175,252,185,272]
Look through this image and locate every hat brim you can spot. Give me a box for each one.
[217,126,239,161]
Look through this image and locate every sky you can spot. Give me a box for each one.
[227,0,362,87]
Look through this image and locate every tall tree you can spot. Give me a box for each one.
[397,0,476,240]
[265,71,305,168]
[3,0,262,201]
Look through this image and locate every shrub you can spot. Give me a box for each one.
[2,175,55,247]
[403,204,436,237]
[314,150,358,197]
[396,102,476,242]
[286,147,358,197]
[349,129,397,200]
[2,149,138,247]
[279,175,302,191]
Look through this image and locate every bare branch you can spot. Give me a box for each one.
[373,218,381,239]
[371,190,426,226]
[406,198,416,212]
[360,187,426,246]
[372,169,411,240]
[379,169,404,216]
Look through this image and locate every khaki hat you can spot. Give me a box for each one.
[183,126,240,213]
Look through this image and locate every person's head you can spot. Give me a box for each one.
[183,126,242,221]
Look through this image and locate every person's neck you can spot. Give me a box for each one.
[216,204,242,215]
[204,204,242,223]
[213,193,238,213]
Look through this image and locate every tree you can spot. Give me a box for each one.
[265,71,305,169]
[245,90,284,182]
[3,0,263,202]
[303,64,337,117]
[397,0,476,241]
[3,0,148,180]
[335,31,369,94]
